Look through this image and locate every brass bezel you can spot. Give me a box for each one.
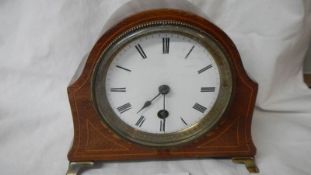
[92,21,233,147]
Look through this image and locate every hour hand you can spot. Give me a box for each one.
[137,93,161,113]
[137,101,152,113]
[136,85,170,113]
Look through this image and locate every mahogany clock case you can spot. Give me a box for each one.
[67,9,257,162]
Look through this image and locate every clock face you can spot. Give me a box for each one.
[105,33,220,134]
[93,22,233,147]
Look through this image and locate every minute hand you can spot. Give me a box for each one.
[136,93,161,113]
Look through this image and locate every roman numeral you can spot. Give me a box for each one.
[201,87,215,92]
[180,117,188,126]
[116,65,131,72]
[185,45,195,58]
[116,103,131,114]
[160,119,166,132]
[135,44,147,59]
[110,88,126,92]
[162,37,170,54]
[198,64,212,74]
[135,116,146,127]
[193,103,207,113]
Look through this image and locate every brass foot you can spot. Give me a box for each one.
[232,157,259,173]
[66,162,94,175]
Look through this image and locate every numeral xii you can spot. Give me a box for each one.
[162,37,170,54]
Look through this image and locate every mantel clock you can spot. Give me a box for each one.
[66,1,259,174]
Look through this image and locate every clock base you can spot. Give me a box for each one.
[66,162,94,175]
[232,157,259,173]
[65,158,259,175]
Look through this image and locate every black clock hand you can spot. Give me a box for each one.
[157,85,170,120]
[137,85,170,113]
[137,93,161,113]
[163,94,166,110]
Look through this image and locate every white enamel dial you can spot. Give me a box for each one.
[105,32,220,134]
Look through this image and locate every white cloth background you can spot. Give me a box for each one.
[0,0,311,175]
